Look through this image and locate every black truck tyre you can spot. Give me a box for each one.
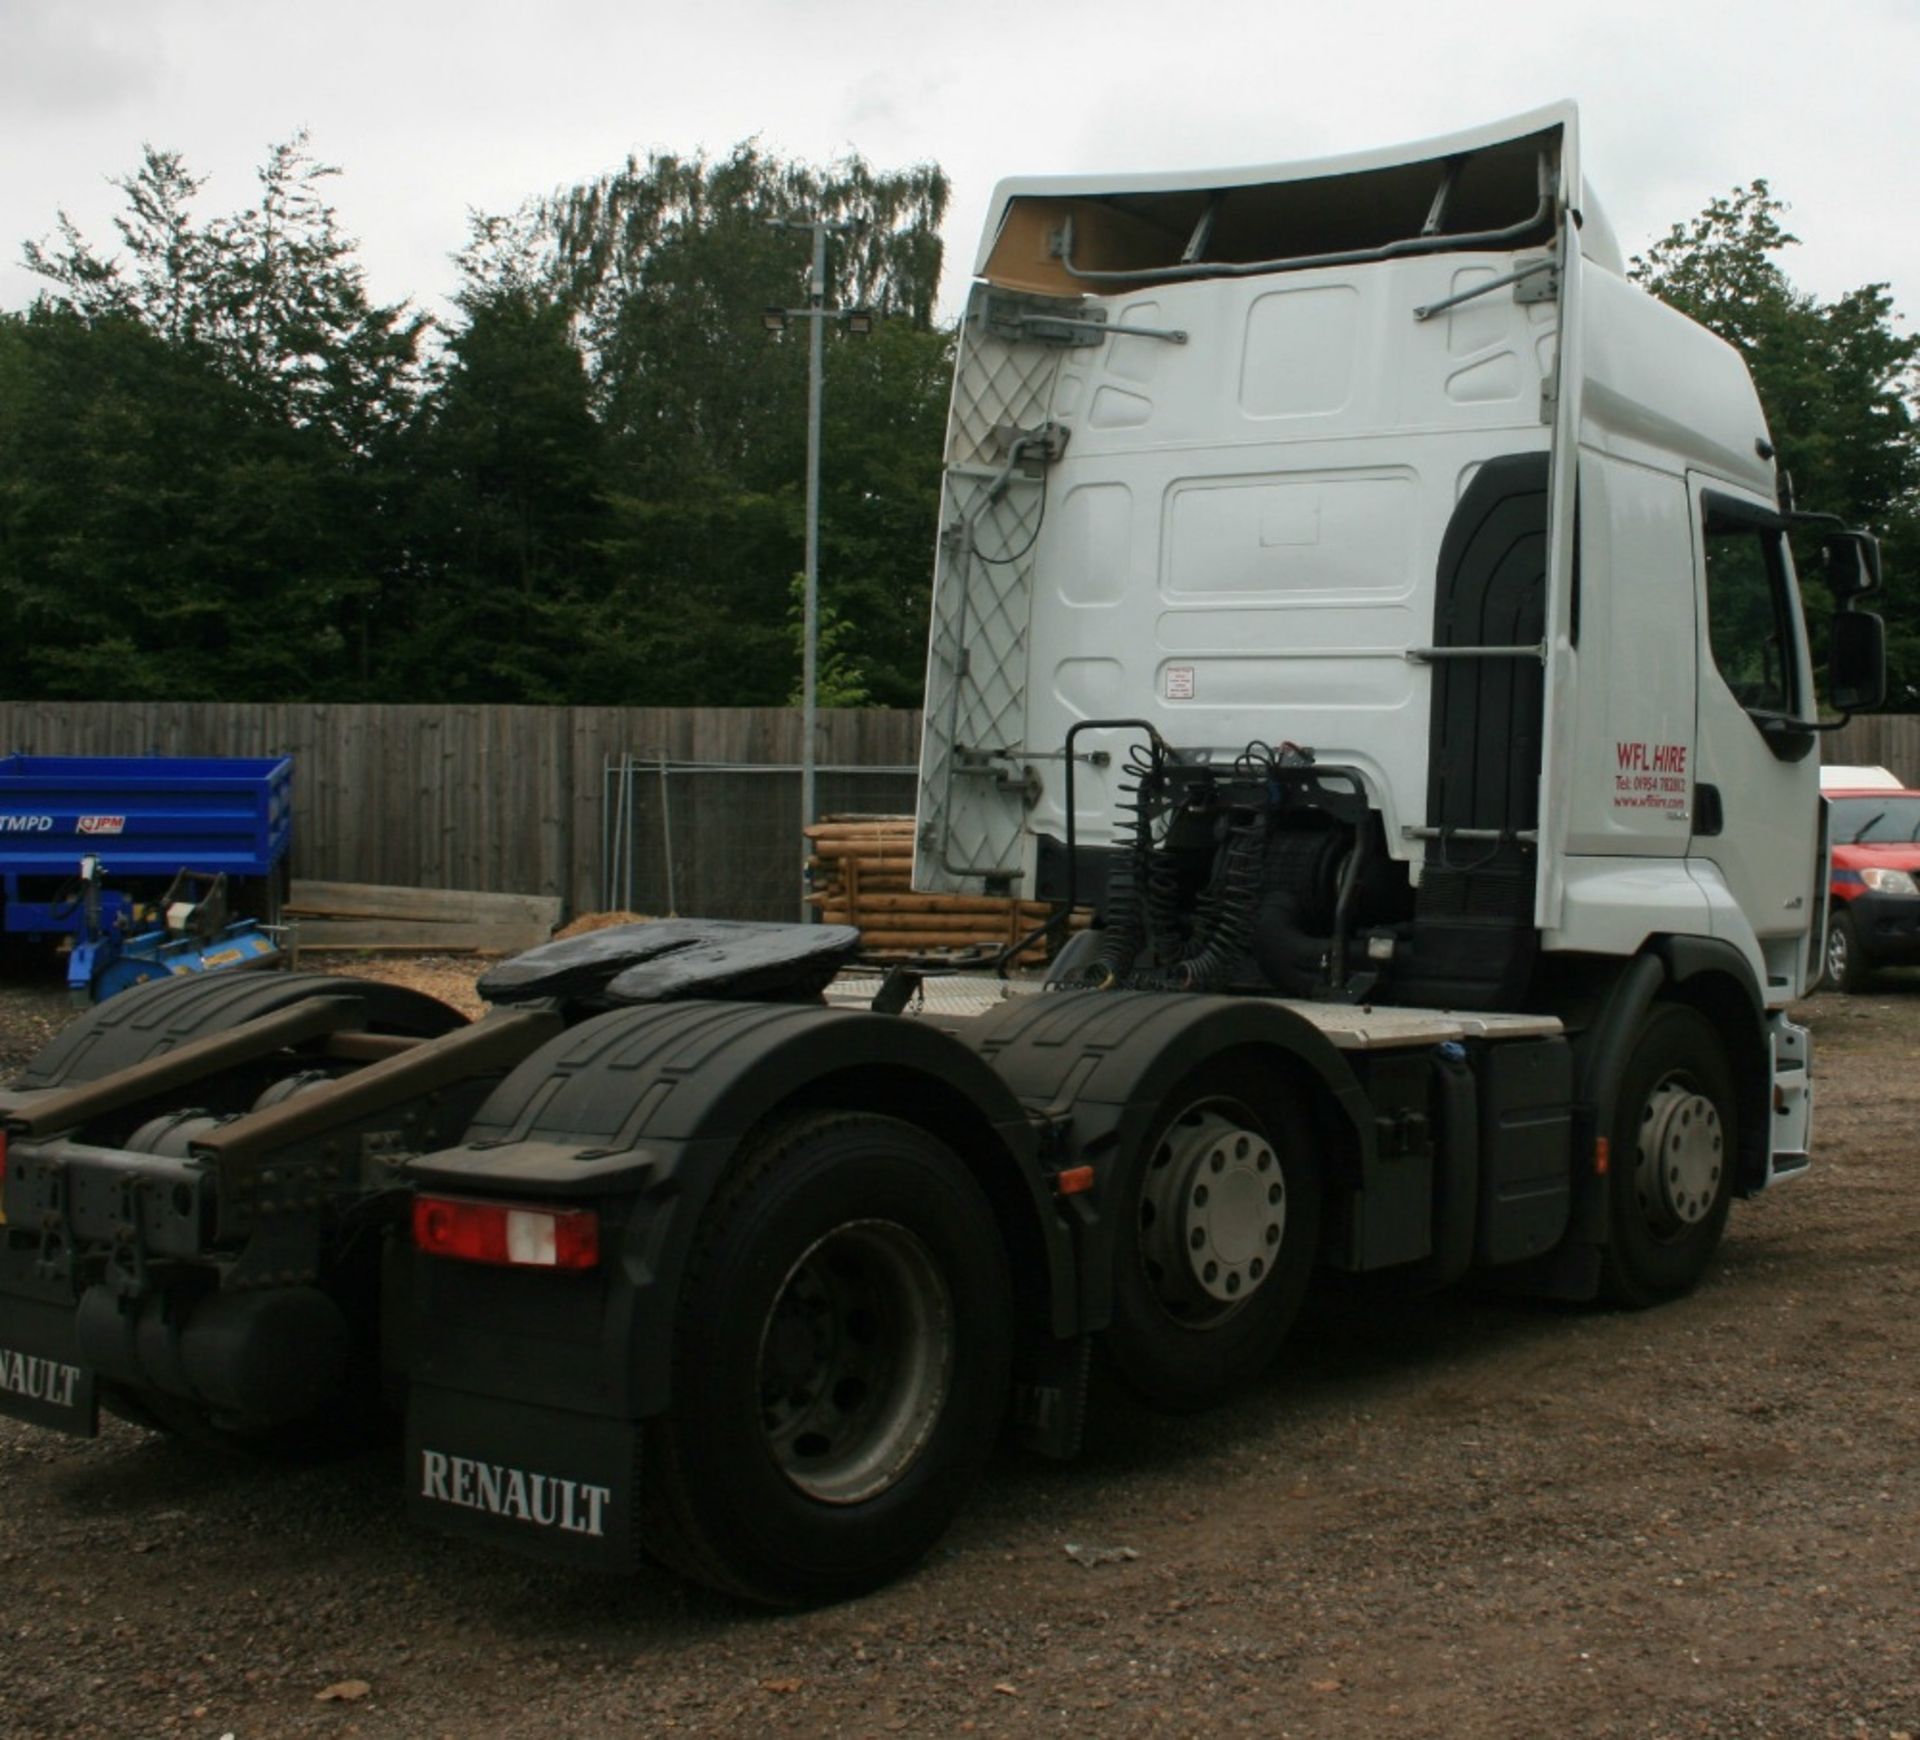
[640,1111,1012,1607]
[1824,910,1869,993]
[1104,1060,1320,1412]
[1599,1002,1737,1308]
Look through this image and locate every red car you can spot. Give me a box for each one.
[1825,783,1920,990]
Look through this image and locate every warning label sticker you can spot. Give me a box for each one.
[1165,665,1195,701]
[1612,741,1689,814]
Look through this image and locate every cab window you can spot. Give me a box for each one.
[1702,500,1799,715]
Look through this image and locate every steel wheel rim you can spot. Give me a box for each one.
[757,1219,953,1505]
[1827,923,1849,985]
[1138,1104,1286,1324]
[1635,1078,1724,1236]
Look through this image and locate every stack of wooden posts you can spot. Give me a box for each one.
[805,816,1088,965]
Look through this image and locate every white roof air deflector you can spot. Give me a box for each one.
[978,104,1586,297]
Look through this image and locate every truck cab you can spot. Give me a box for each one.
[917,101,1880,1022]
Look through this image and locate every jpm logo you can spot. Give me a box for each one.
[77,816,126,836]
[0,814,52,833]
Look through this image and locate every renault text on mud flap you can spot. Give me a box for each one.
[0,1347,84,1409]
[419,1449,613,1537]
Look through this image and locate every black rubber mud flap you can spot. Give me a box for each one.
[406,1383,641,1574]
[0,1296,97,1436]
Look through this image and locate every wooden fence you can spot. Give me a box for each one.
[1821,715,1920,784]
[4,701,1917,925]
[0,704,923,922]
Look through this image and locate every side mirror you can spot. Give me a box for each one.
[1829,609,1887,713]
[1823,529,1883,600]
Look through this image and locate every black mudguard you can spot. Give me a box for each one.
[4,969,465,1098]
[400,999,1071,1419]
[955,991,1390,1319]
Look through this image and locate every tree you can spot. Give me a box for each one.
[395,285,615,701]
[460,144,952,706]
[813,317,955,705]
[25,135,429,447]
[8,137,957,708]
[0,303,361,699]
[13,137,433,698]
[1631,182,1920,694]
[786,572,871,708]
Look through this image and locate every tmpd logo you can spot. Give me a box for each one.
[0,814,52,833]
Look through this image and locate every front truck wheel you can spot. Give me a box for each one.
[1105,1060,1321,1412]
[641,1112,1012,1606]
[1600,1002,1738,1307]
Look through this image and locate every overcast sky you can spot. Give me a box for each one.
[2,0,1915,338]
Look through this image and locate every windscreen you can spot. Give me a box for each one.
[1830,795,1920,845]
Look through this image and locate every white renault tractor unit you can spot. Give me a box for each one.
[0,105,1886,1609]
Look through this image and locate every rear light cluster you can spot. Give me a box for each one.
[411,1195,600,1270]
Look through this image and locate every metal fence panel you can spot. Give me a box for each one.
[602,758,919,919]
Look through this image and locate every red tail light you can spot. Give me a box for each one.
[411,1195,600,1271]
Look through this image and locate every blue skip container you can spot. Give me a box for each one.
[0,754,293,939]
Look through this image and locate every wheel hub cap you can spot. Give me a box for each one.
[1636,1083,1724,1229]
[1140,1109,1286,1312]
[757,1220,952,1506]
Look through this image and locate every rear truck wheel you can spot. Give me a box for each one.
[640,1111,1012,1607]
[1825,909,1869,993]
[1105,1062,1320,1412]
[1600,1003,1737,1308]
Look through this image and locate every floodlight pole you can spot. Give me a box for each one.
[770,215,860,921]
[802,220,827,924]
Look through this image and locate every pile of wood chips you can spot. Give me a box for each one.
[805,815,1088,965]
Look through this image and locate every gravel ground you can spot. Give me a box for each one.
[1,958,1916,1739]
